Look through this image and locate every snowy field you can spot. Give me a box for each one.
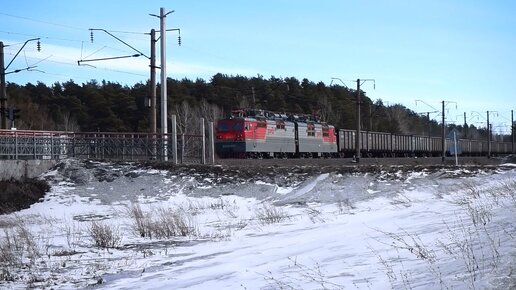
[0,159,515,289]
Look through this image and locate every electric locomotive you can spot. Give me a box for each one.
[215,109,337,158]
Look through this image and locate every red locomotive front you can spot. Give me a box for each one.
[215,109,296,158]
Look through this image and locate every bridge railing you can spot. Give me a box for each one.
[0,127,216,164]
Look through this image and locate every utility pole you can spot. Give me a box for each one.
[427,112,431,136]
[464,112,467,139]
[160,7,169,142]
[149,29,157,134]
[415,100,440,138]
[356,79,361,163]
[487,111,491,159]
[355,78,375,163]
[438,100,458,163]
[369,103,373,131]
[331,77,374,162]
[416,110,438,136]
[511,110,514,154]
[0,42,6,129]
[1,38,40,129]
[151,7,177,162]
[442,101,445,163]
[484,110,498,158]
[149,29,158,160]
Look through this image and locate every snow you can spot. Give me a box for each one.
[0,160,515,289]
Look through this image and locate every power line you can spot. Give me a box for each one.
[0,30,85,43]
[0,13,148,42]
[102,30,147,35]
[4,52,148,78]
[0,12,85,31]
[0,13,147,35]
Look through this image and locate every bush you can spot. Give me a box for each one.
[128,203,197,239]
[88,221,122,249]
[255,203,290,225]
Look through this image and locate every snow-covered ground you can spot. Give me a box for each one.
[0,160,515,289]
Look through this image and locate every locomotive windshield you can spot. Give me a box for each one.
[217,120,244,132]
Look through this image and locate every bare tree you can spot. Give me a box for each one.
[18,103,54,130]
[60,111,80,132]
[171,100,202,159]
[238,93,250,109]
[172,100,199,135]
[385,105,410,134]
[317,95,332,123]
[199,99,223,124]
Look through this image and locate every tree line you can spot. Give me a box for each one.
[5,73,498,140]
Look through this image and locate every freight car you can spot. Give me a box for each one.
[215,109,513,158]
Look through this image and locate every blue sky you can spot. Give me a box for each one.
[1,0,515,134]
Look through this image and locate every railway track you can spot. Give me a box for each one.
[215,156,506,168]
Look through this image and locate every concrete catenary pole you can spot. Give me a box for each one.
[355,79,361,163]
[150,29,157,134]
[0,42,7,130]
[159,7,169,161]
[149,29,158,159]
[441,100,445,163]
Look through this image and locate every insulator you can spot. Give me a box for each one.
[178,36,181,46]
[37,40,41,52]
[90,31,94,43]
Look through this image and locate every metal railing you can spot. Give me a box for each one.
[0,128,215,164]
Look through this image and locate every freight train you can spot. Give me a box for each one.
[215,109,513,158]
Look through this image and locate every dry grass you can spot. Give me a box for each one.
[127,203,197,239]
[88,221,122,249]
[255,203,290,225]
[370,179,515,289]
